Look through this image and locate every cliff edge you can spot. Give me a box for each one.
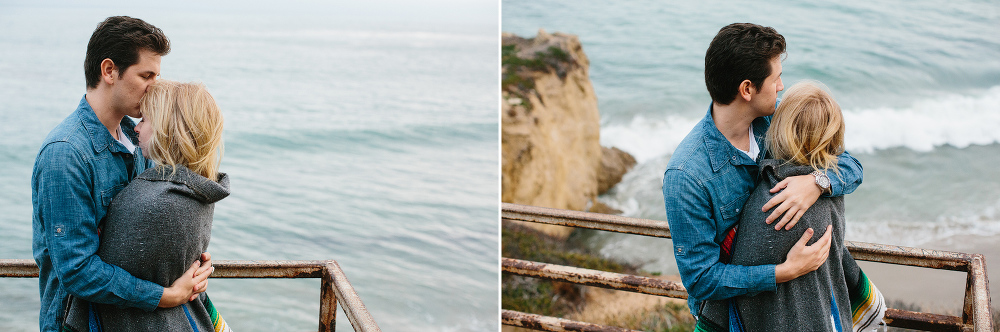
[501,30,635,227]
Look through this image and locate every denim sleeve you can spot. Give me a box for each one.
[662,169,775,302]
[825,150,863,197]
[36,142,163,311]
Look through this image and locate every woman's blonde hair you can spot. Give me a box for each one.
[140,79,224,181]
[765,81,844,174]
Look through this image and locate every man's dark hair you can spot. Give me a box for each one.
[705,23,785,105]
[84,16,170,88]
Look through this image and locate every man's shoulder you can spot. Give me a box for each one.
[41,111,87,146]
[665,126,711,174]
[36,108,98,164]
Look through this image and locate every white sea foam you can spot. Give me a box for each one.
[600,115,700,163]
[601,86,1000,162]
[843,86,1000,153]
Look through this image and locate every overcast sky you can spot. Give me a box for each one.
[1,1,498,28]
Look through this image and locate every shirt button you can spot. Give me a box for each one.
[55,227,62,233]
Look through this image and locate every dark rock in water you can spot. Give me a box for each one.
[598,146,637,195]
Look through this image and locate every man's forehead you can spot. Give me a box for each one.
[129,49,162,72]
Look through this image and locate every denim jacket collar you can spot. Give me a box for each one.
[77,95,141,155]
[701,104,764,173]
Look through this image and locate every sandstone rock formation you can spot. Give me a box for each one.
[502,30,636,237]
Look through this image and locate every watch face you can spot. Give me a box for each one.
[813,171,831,189]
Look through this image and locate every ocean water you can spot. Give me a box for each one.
[504,0,1000,308]
[0,2,498,331]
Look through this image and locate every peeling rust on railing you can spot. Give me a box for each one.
[501,203,994,331]
[503,203,671,238]
[502,310,642,332]
[326,261,381,332]
[0,259,38,277]
[968,254,993,332]
[846,241,971,271]
[210,260,327,278]
[0,259,381,332]
[503,258,687,299]
[884,308,965,331]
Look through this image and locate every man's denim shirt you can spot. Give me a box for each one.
[32,96,160,331]
[661,104,863,318]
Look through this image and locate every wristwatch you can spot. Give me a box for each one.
[811,170,831,193]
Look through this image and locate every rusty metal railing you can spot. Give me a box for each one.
[0,259,381,332]
[502,203,994,332]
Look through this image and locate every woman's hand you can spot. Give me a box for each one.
[158,260,214,308]
[774,225,832,283]
[190,252,213,301]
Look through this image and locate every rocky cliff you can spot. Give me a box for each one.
[501,30,635,221]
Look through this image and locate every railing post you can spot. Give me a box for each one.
[326,261,382,332]
[320,263,338,332]
[0,259,379,331]
[968,254,992,331]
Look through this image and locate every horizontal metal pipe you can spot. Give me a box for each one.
[506,258,972,330]
[884,308,965,331]
[502,310,643,332]
[209,260,327,278]
[503,203,977,271]
[0,259,382,331]
[0,259,37,277]
[502,204,994,331]
[503,203,671,238]
[502,258,688,299]
[846,242,971,271]
[0,259,332,278]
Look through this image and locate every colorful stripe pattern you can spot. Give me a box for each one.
[719,225,738,264]
[694,318,726,332]
[849,271,886,332]
[204,296,233,332]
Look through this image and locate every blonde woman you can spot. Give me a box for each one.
[699,82,884,331]
[65,80,231,331]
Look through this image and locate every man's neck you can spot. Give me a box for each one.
[85,88,124,140]
[711,101,757,152]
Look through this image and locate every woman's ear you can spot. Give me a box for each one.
[100,58,118,85]
[738,79,755,102]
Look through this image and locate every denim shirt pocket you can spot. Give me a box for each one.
[710,168,750,224]
[100,183,125,208]
[720,193,748,222]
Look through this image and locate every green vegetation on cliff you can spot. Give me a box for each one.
[501,44,573,112]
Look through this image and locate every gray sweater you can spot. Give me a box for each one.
[700,159,855,331]
[65,165,229,331]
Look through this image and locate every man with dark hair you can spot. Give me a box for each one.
[32,16,213,331]
[662,23,863,326]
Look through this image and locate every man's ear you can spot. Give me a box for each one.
[738,79,755,102]
[100,58,118,85]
